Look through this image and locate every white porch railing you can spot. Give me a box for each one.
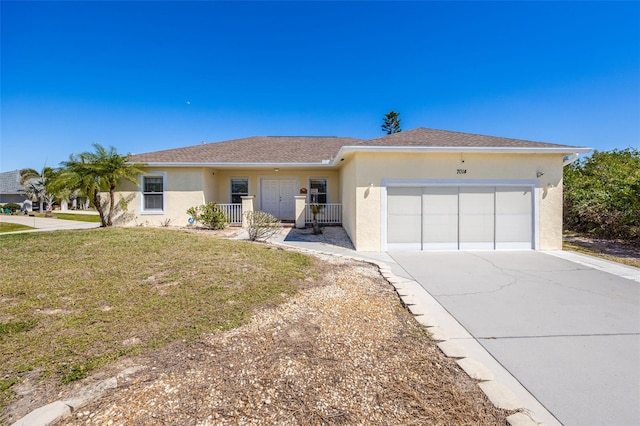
[217,203,242,225]
[305,203,342,224]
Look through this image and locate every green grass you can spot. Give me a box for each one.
[0,228,314,416]
[0,222,34,233]
[29,212,101,223]
[52,212,100,222]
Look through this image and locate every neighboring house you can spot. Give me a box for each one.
[0,170,30,207]
[119,127,591,252]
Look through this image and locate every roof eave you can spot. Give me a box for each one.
[129,161,336,168]
[130,146,593,168]
[333,145,592,162]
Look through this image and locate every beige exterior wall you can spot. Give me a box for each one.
[338,156,357,247]
[116,167,207,226]
[116,152,566,251]
[210,169,340,208]
[115,167,341,226]
[202,168,217,202]
[347,152,565,251]
[538,158,565,250]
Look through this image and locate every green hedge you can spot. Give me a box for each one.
[564,148,639,241]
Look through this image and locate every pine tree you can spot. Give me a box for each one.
[381,111,402,134]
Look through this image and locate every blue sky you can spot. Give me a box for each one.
[1,1,638,172]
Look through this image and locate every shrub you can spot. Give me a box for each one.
[2,203,22,213]
[564,148,640,241]
[244,211,282,241]
[186,202,227,230]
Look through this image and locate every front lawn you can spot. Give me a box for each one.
[28,212,101,222]
[51,212,101,222]
[0,222,35,233]
[0,228,313,416]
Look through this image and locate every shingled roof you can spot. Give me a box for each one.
[0,170,23,195]
[129,136,363,164]
[358,127,578,148]
[128,128,585,165]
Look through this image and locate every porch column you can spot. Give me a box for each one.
[294,196,306,229]
[241,196,255,229]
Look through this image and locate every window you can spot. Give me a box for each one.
[309,178,327,204]
[231,178,248,204]
[142,175,164,212]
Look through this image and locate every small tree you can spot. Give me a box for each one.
[244,211,282,241]
[20,167,59,213]
[186,202,227,230]
[310,204,324,235]
[59,144,145,227]
[381,110,402,134]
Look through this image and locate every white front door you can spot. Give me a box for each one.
[261,179,297,220]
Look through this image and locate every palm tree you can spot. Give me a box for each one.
[56,155,103,221]
[19,166,58,213]
[60,144,145,227]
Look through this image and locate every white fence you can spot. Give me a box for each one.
[217,203,242,225]
[305,203,342,224]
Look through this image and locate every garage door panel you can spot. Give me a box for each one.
[386,185,533,251]
[387,187,421,249]
[423,187,458,248]
[495,187,532,248]
[459,187,494,249]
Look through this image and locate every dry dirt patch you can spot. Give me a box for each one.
[564,233,640,268]
[59,254,511,425]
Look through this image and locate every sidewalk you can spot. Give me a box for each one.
[0,214,100,234]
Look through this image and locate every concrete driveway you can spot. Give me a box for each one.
[388,251,640,426]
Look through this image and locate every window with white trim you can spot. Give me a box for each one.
[231,178,249,204]
[309,178,327,204]
[142,175,164,212]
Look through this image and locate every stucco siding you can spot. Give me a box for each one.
[538,156,565,250]
[116,167,205,226]
[339,157,357,247]
[351,152,566,251]
[202,168,217,203]
[116,167,341,226]
[211,169,340,207]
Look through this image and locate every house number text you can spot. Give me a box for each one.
[457,169,467,174]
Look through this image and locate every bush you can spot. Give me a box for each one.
[564,148,640,241]
[186,202,227,230]
[1,203,22,213]
[244,211,282,241]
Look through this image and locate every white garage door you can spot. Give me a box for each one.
[387,186,533,251]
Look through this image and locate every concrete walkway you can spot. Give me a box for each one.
[0,214,100,234]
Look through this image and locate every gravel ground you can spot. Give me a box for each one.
[57,252,511,425]
[280,226,355,250]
